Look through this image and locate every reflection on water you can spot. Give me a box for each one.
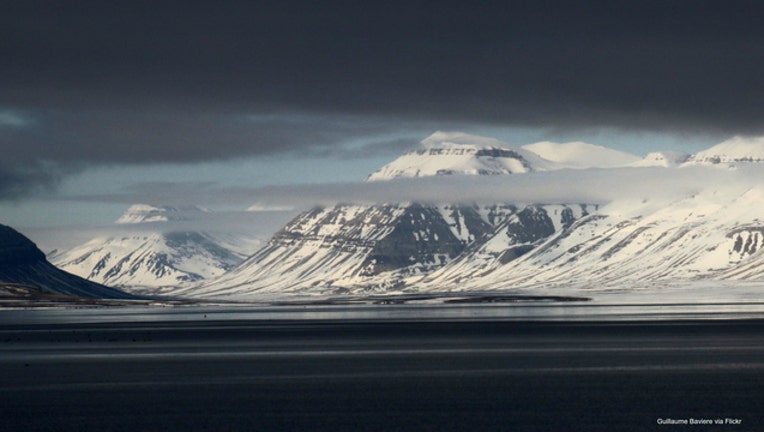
[1,301,764,325]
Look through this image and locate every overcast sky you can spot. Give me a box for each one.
[3,1,764,247]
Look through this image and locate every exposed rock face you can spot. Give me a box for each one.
[360,204,467,275]
[184,203,591,298]
[505,206,558,244]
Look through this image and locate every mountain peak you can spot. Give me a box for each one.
[631,151,691,168]
[522,141,641,169]
[115,204,210,224]
[366,131,551,181]
[0,224,46,265]
[688,136,764,165]
[420,131,508,150]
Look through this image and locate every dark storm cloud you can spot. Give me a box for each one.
[0,162,63,200]
[3,0,764,196]
[1,110,398,164]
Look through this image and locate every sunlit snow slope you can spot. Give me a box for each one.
[52,205,255,292]
[522,141,640,169]
[686,136,764,165]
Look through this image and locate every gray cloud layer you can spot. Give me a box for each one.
[65,166,749,213]
[4,1,764,197]
[31,164,754,252]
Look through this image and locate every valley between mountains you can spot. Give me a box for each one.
[44,131,764,300]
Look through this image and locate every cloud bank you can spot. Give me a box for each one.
[34,164,761,251]
[65,165,752,211]
[233,167,748,209]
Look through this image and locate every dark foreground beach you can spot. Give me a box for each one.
[1,316,762,431]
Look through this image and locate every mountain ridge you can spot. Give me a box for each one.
[49,131,764,300]
[184,132,764,299]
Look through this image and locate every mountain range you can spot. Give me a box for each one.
[46,131,764,300]
[171,132,764,299]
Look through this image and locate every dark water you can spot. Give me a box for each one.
[2,299,764,325]
[1,315,763,431]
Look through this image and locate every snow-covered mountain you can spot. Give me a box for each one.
[630,151,691,168]
[181,203,593,298]
[366,131,555,181]
[48,131,761,301]
[183,132,606,298]
[114,204,209,224]
[420,185,764,291]
[367,133,643,181]
[0,224,136,299]
[522,141,641,168]
[685,136,764,165]
[176,132,764,300]
[52,205,257,293]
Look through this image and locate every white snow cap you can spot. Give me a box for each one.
[522,141,641,169]
[630,151,691,168]
[115,204,210,224]
[366,131,553,181]
[420,130,508,149]
[688,135,764,165]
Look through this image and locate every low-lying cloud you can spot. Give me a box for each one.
[238,166,744,209]
[35,164,761,252]
[66,165,754,211]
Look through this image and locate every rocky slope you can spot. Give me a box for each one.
[186,203,594,297]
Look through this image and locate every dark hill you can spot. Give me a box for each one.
[0,224,137,299]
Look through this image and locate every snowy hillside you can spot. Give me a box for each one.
[630,151,691,168]
[421,185,764,291]
[115,204,210,224]
[52,205,257,293]
[686,136,764,165]
[195,180,764,300]
[522,141,641,168]
[181,203,592,298]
